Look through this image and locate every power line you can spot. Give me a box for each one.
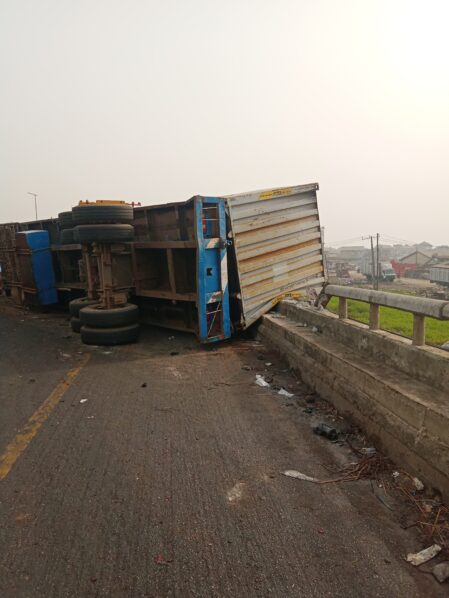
[326,236,366,247]
[379,233,419,246]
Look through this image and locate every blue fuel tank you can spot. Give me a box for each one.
[16,230,58,305]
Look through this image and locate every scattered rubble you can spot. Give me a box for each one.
[255,374,270,388]
[282,470,319,483]
[360,447,377,457]
[413,477,424,491]
[278,388,294,398]
[313,423,338,441]
[154,554,173,566]
[432,561,449,583]
[406,544,441,566]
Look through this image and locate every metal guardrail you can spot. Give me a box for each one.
[322,284,449,346]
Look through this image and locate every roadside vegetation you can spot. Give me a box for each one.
[326,297,449,346]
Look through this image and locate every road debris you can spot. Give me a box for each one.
[392,471,400,479]
[413,477,424,491]
[278,388,294,398]
[154,554,173,566]
[241,365,251,371]
[79,399,88,404]
[360,447,376,457]
[141,382,147,388]
[282,470,319,483]
[406,544,442,566]
[255,374,270,388]
[371,480,395,511]
[265,362,273,367]
[227,482,245,503]
[313,423,338,441]
[432,561,449,583]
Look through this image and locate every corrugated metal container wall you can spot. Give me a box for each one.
[430,265,449,284]
[225,183,325,328]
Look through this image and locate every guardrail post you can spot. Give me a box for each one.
[369,304,380,330]
[338,296,348,319]
[413,314,426,346]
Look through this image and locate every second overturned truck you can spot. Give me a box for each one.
[0,183,325,344]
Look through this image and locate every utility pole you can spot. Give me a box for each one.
[362,234,377,289]
[370,236,376,289]
[27,192,38,220]
[376,232,380,290]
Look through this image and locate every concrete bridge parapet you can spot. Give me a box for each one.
[258,299,449,500]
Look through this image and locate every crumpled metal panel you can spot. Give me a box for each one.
[225,184,325,328]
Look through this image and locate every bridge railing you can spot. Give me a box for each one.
[320,284,449,346]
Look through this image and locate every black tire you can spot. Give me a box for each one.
[75,224,134,244]
[60,228,78,245]
[72,204,134,225]
[80,323,140,346]
[79,304,139,328]
[70,317,82,333]
[69,297,99,317]
[58,211,74,229]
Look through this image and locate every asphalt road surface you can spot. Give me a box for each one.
[0,301,445,597]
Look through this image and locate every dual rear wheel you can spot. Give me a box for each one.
[68,298,140,345]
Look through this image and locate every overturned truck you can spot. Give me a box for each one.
[0,184,325,344]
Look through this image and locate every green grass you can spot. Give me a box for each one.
[326,297,449,346]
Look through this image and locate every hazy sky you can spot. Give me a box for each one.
[1,0,448,246]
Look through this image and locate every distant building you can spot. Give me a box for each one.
[392,249,433,278]
[434,246,449,260]
[398,249,432,266]
[337,246,366,262]
[430,263,449,287]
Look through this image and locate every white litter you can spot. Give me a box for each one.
[168,336,175,340]
[227,482,245,503]
[255,375,270,388]
[278,388,294,398]
[79,399,88,404]
[406,544,442,566]
[282,470,319,483]
[265,362,273,367]
[392,471,400,479]
[413,477,424,491]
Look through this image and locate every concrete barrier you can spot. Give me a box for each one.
[258,300,449,500]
